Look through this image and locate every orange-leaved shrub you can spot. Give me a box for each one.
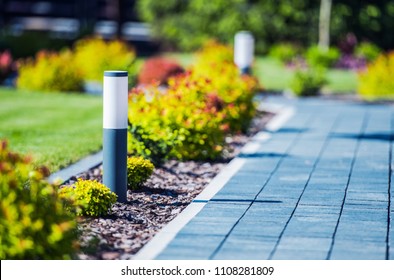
[358,51,394,100]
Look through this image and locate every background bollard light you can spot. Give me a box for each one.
[234,31,254,75]
[103,71,128,203]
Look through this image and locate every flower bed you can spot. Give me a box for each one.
[63,108,273,260]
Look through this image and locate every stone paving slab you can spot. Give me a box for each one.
[149,96,394,260]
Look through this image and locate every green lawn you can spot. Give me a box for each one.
[0,88,102,172]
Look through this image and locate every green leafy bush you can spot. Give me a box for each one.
[290,68,327,96]
[73,37,136,83]
[128,122,181,166]
[59,179,117,217]
[305,46,340,68]
[17,50,83,92]
[128,76,226,163]
[355,42,381,62]
[0,140,77,259]
[127,157,155,190]
[269,43,302,64]
[358,51,394,100]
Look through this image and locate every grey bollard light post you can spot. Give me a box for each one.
[234,31,254,75]
[103,71,128,203]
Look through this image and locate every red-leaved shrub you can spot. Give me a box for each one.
[0,50,14,83]
[137,57,184,86]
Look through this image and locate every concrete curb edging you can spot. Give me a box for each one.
[48,150,103,184]
[133,103,295,260]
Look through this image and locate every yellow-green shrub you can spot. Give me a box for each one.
[73,37,136,83]
[290,67,327,96]
[358,51,394,100]
[192,42,260,133]
[0,140,77,259]
[59,179,117,217]
[127,157,154,190]
[305,45,340,69]
[128,74,227,163]
[17,50,83,92]
[128,42,260,163]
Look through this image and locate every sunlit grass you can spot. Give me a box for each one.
[0,88,102,172]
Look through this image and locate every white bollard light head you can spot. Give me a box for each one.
[234,31,254,73]
[103,71,128,129]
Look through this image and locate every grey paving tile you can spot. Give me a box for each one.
[329,240,386,260]
[231,220,286,238]
[271,249,329,260]
[344,199,388,209]
[282,218,337,238]
[294,204,341,216]
[334,224,387,243]
[346,191,389,201]
[276,237,332,251]
[156,234,224,260]
[213,235,277,260]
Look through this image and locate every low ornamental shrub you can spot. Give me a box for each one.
[73,37,136,83]
[194,40,234,65]
[0,140,77,259]
[17,50,83,92]
[305,45,340,69]
[290,67,327,97]
[355,42,381,63]
[127,157,154,190]
[358,51,394,100]
[137,57,184,86]
[128,74,227,164]
[269,43,302,64]
[128,42,260,163]
[0,50,13,83]
[59,179,117,217]
[192,42,260,133]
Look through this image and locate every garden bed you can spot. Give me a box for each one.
[62,107,274,260]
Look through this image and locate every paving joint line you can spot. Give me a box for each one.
[386,113,393,260]
[268,111,342,260]
[326,111,369,260]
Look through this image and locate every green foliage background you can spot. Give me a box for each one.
[137,0,394,53]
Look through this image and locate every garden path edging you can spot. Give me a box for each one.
[48,150,103,184]
[133,102,295,260]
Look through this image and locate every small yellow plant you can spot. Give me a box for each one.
[358,51,394,100]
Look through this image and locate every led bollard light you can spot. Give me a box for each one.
[103,71,128,202]
[234,31,254,75]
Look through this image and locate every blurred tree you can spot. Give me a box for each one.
[137,0,394,52]
[137,0,319,53]
[318,0,332,52]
